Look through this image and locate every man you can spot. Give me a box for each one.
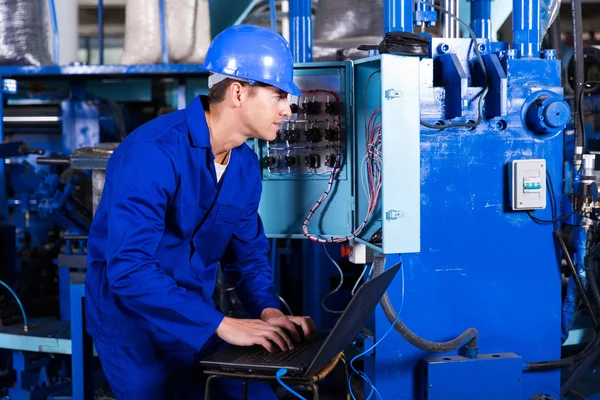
[85,24,316,399]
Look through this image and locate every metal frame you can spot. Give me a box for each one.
[203,370,321,400]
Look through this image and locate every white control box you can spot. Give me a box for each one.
[509,159,546,210]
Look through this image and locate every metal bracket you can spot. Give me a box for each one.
[385,89,404,100]
[386,209,404,221]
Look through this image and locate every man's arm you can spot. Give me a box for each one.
[105,141,224,350]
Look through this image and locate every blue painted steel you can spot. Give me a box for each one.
[353,55,421,254]
[58,267,71,322]
[512,0,541,58]
[9,350,70,400]
[362,39,563,399]
[480,53,508,117]
[70,279,94,400]
[384,0,413,33]
[98,0,104,65]
[269,0,277,32]
[415,0,437,28]
[525,95,570,134]
[435,53,468,119]
[159,0,168,64]
[0,64,206,77]
[422,353,524,399]
[289,0,313,63]
[48,0,59,65]
[470,0,492,39]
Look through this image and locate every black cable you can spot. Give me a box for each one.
[527,230,600,371]
[572,0,585,152]
[560,259,600,395]
[417,0,488,130]
[526,172,579,225]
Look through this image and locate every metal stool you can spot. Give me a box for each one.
[203,352,348,400]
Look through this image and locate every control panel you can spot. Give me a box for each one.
[509,159,547,210]
[257,63,354,240]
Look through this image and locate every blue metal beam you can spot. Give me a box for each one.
[512,0,540,58]
[384,0,414,33]
[289,0,312,63]
[470,0,492,39]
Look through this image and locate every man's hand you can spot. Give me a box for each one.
[215,316,295,353]
[260,308,317,344]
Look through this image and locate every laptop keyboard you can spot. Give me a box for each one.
[234,334,326,365]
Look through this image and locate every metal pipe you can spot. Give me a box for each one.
[159,0,169,64]
[442,0,460,38]
[269,0,277,32]
[289,0,312,63]
[512,0,540,58]
[3,116,60,123]
[470,0,491,39]
[384,0,414,33]
[98,0,104,65]
[48,0,59,64]
[35,157,71,165]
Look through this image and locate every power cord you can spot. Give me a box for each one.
[321,244,345,314]
[276,368,307,400]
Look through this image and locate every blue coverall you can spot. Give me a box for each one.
[85,95,280,399]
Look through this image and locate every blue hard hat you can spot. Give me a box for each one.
[203,24,301,96]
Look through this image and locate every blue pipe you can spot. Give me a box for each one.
[512,0,540,58]
[384,0,414,34]
[289,0,312,63]
[470,0,492,39]
[159,0,169,64]
[48,0,59,64]
[98,0,104,65]
[269,0,277,32]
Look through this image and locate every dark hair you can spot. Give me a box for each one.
[207,78,270,104]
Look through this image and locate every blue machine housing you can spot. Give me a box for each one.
[357,39,564,399]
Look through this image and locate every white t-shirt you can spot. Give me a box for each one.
[214,152,230,183]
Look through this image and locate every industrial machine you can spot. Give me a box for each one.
[0,0,596,399]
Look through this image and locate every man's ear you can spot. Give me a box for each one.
[228,82,247,107]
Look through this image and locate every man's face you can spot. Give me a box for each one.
[240,86,292,142]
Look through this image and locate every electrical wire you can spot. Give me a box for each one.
[526,171,579,226]
[352,263,371,296]
[277,295,294,316]
[276,368,307,400]
[301,85,382,243]
[321,244,345,314]
[0,280,28,331]
[348,264,405,400]
[417,0,488,130]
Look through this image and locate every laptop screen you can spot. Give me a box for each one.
[306,262,402,375]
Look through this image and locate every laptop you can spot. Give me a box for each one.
[199,262,401,377]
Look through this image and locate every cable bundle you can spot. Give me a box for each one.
[302,107,382,243]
